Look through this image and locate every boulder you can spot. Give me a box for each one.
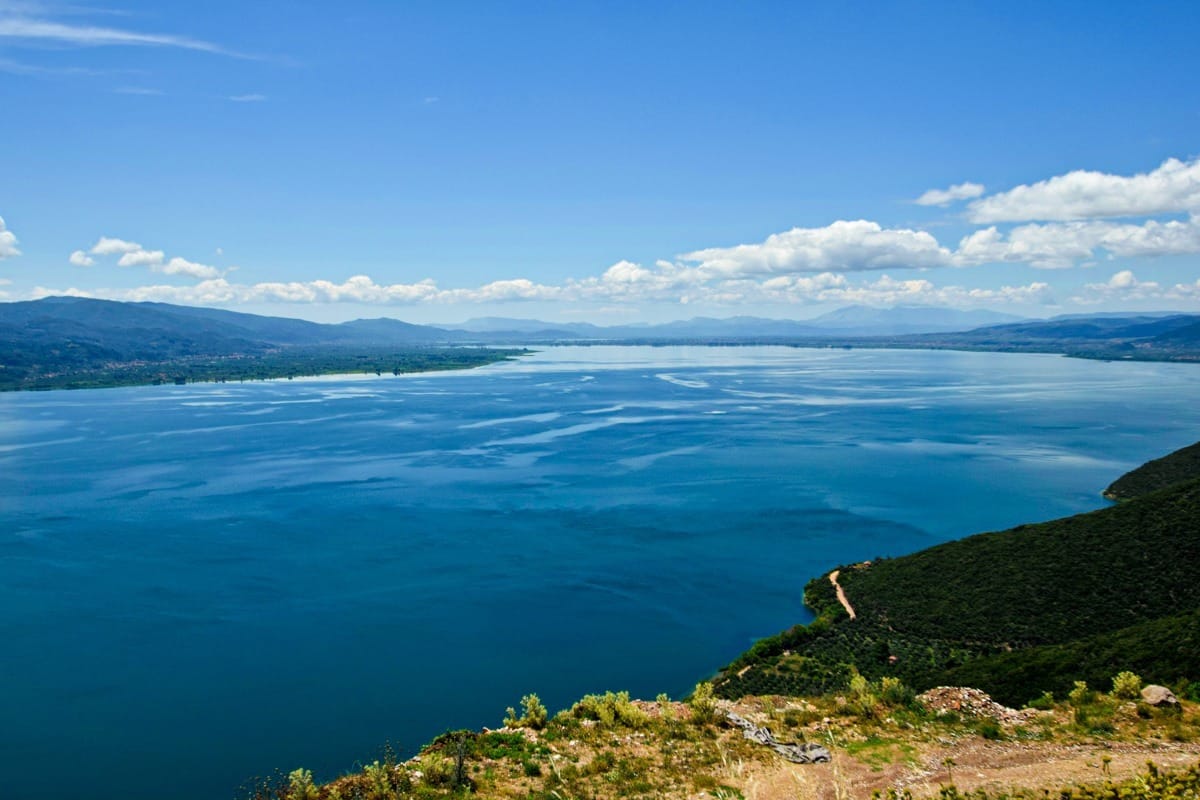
[1141,685,1179,706]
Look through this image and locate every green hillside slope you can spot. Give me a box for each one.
[715,452,1200,706]
[0,297,518,390]
[1105,440,1200,500]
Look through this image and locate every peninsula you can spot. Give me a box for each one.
[247,439,1200,800]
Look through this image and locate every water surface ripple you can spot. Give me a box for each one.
[2,346,1198,799]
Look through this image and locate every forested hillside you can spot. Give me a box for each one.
[716,452,1200,707]
[1105,440,1200,500]
[0,297,518,390]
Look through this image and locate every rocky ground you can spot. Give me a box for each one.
[278,684,1200,800]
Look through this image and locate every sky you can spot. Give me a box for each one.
[2,0,1200,324]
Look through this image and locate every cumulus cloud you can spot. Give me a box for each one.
[161,257,220,279]
[52,153,1200,313]
[1072,270,1164,304]
[90,236,142,255]
[117,248,165,267]
[0,215,19,259]
[30,269,1058,312]
[955,215,1200,268]
[914,181,985,207]
[32,276,439,306]
[1167,279,1200,300]
[1071,270,1200,305]
[84,235,220,279]
[678,220,955,277]
[968,157,1200,223]
[696,273,1053,308]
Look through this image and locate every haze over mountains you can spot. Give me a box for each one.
[442,306,1023,339]
[1,297,1022,355]
[3,296,1200,392]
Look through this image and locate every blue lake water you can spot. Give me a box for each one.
[2,345,1199,799]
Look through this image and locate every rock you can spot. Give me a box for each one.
[723,710,830,764]
[1141,685,1179,706]
[916,686,1040,724]
[774,742,831,764]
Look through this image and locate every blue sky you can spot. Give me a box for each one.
[2,1,1199,323]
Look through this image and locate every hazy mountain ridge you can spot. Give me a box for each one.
[0,297,513,390]
[900,312,1200,361]
[443,306,1025,339]
[4,297,1200,391]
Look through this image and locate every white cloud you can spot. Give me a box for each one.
[29,270,1057,312]
[0,56,107,76]
[955,215,1200,269]
[161,257,220,280]
[1071,270,1200,305]
[914,181,985,207]
[1093,215,1200,257]
[565,260,698,302]
[678,220,955,277]
[1072,270,1164,304]
[228,93,266,102]
[968,157,1200,223]
[0,215,19,259]
[84,235,220,279]
[0,14,249,58]
[90,236,142,255]
[117,248,165,267]
[32,276,442,306]
[1167,279,1200,300]
[683,273,1053,309]
[444,278,563,303]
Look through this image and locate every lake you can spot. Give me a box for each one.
[2,346,1198,800]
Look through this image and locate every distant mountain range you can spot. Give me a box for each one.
[2,296,1200,391]
[442,306,1024,339]
[903,312,1200,359]
[0,299,1025,359]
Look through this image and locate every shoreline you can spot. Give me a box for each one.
[0,347,530,393]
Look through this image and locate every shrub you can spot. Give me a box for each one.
[287,769,318,800]
[1068,680,1094,707]
[848,671,879,717]
[656,692,677,722]
[1112,671,1143,699]
[571,690,649,728]
[687,682,720,725]
[878,676,914,708]
[504,693,549,730]
[977,719,1004,740]
[1027,691,1055,710]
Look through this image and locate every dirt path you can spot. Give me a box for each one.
[829,570,856,620]
[735,737,1200,800]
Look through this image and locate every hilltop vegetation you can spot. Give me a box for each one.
[715,453,1200,708]
[1105,440,1200,500]
[254,677,1200,800]
[0,297,523,390]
